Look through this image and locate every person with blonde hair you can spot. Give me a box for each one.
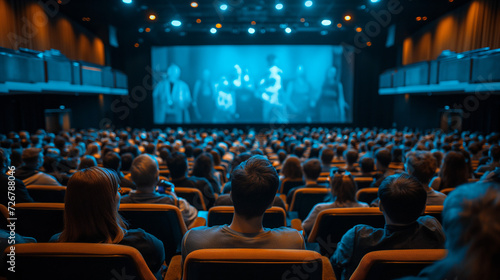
[50,167,165,278]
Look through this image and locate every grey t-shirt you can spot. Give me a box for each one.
[426,189,447,205]
[181,225,305,262]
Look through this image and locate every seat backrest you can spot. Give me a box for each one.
[183,249,335,280]
[280,179,305,194]
[424,205,443,223]
[354,177,375,189]
[356,188,379,204]
[440,188,455,195]
[289,188,330,221]
[349,249,447,280]
[1,243,156,280]
[207,206,286,228]
[26,185,66,203]
[174,187,207,211]
[14,203,65,242]
[307,208,385,258]
[119,203,187,262]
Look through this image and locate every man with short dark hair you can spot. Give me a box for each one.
[331,174,445,280]
[167,152,215,209]
[320,148,334,173]
[370,148,395,188]
[121,154,197,226]
[286,158,325,205]
[16,148,61,186]
[102,152,135,189]
[406,151,446,205]
[475,145,500,173]
[344,149,359,173]
[182,155,305,262]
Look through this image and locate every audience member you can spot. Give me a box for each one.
[406,151,446,205]
[16,148,61,186]
[191,153,221,194]
[102,152,135,189]
[430,151,469,190]
[286,158,325,205]
[320,148,334,173]
[0,148,33,205]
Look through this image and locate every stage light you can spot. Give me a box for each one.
[285,27,292,33]
[356,27,362,32]
[138,27,144,33]
[423,16,428,20]
[304,1,313,7]
[145,27,151,32]
[366,41,372,46]
[220,4,228,11]
[320,30,328,35]
[148,14,156,21]
[337,23,342,28]
[122,0,132,4]
[275,3,283,10]
[196,18,201,23]
[191,2,198,8]
[321,19,332,26]
[134,43,139,48]
[344,15,351,21]
[300,18,305,23]
[279,23,287,29]
[210,27,217,34]
[248,27,256,34]
[171,20,182,27]
[216,23,222,28]
[251,21,256,25]
[370,0,380,3]
[416,17,421,21]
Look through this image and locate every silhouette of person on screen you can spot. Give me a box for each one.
[153,64,191,124]
[285,65,314,123]
[318,66,348,123]
[193,69,216,123]
[213,76,236,123]
[259,54,287,123]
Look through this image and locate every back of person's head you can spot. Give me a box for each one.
[0,148,10,173]
[43,154,60,173]
[293,145,305,158]
[320,148,334,165]
[103,152,122,172]
[441,182,500,280]
[330,172,357,203]
[277,149,287,164]
[78,155,97,170]
[360,156,375,174]
[391,147,403,163]
[302,158,322,180]
[432,150,444,168]
[166,152,187,179]
[22,148,43,169]
[145,143,156,155]
[281,155,303,180]
[231,155,279,219]
[489,145,500,162]
[405,151,437,185]
[130,154,159,188]
[378,173,427,224]
[375,148,392,168]
[210,150,222,166]
[192,152,215,179]
[345,149,359,165]
[229,152,252,177]
[120,153,134,171]
[85,143,100,155]
[441,151,468,189]
[59,167,125,243]
[336,145,347,159]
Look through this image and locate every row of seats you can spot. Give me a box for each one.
[2,243,447,280]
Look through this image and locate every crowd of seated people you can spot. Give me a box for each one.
[0,127,499,278]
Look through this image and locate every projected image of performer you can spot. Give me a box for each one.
[152,64,192,124]
[213,76,236,123]
[193,69,216,123]
[232,65,257,122]
[285,65,314,123]
[318,66,348,123]
[259,54,287,123]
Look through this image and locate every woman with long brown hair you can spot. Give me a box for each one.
[431,151,469,190]
[50,167,165,278]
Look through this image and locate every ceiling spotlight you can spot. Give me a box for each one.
[304,1,313,7]
[122,0,132,4]
[275,3,283,10]
[148,14,156,21]
[196,18,201,23]
[337,23,342,28]
[220,4,228,11]
[251,21,256,25]
[285,27,292,33]
[356,27,362,32]
[145,27,151,32]
[190,2,198,8]
[138,27,144,33]
[321,19,332,26]
[248,27,256,34]
[216,23,222,28]
[370,0,380,3]
[210,27,217,34]
[344,15,352,21]
[320,30,328,36]
[171,20,182,27]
